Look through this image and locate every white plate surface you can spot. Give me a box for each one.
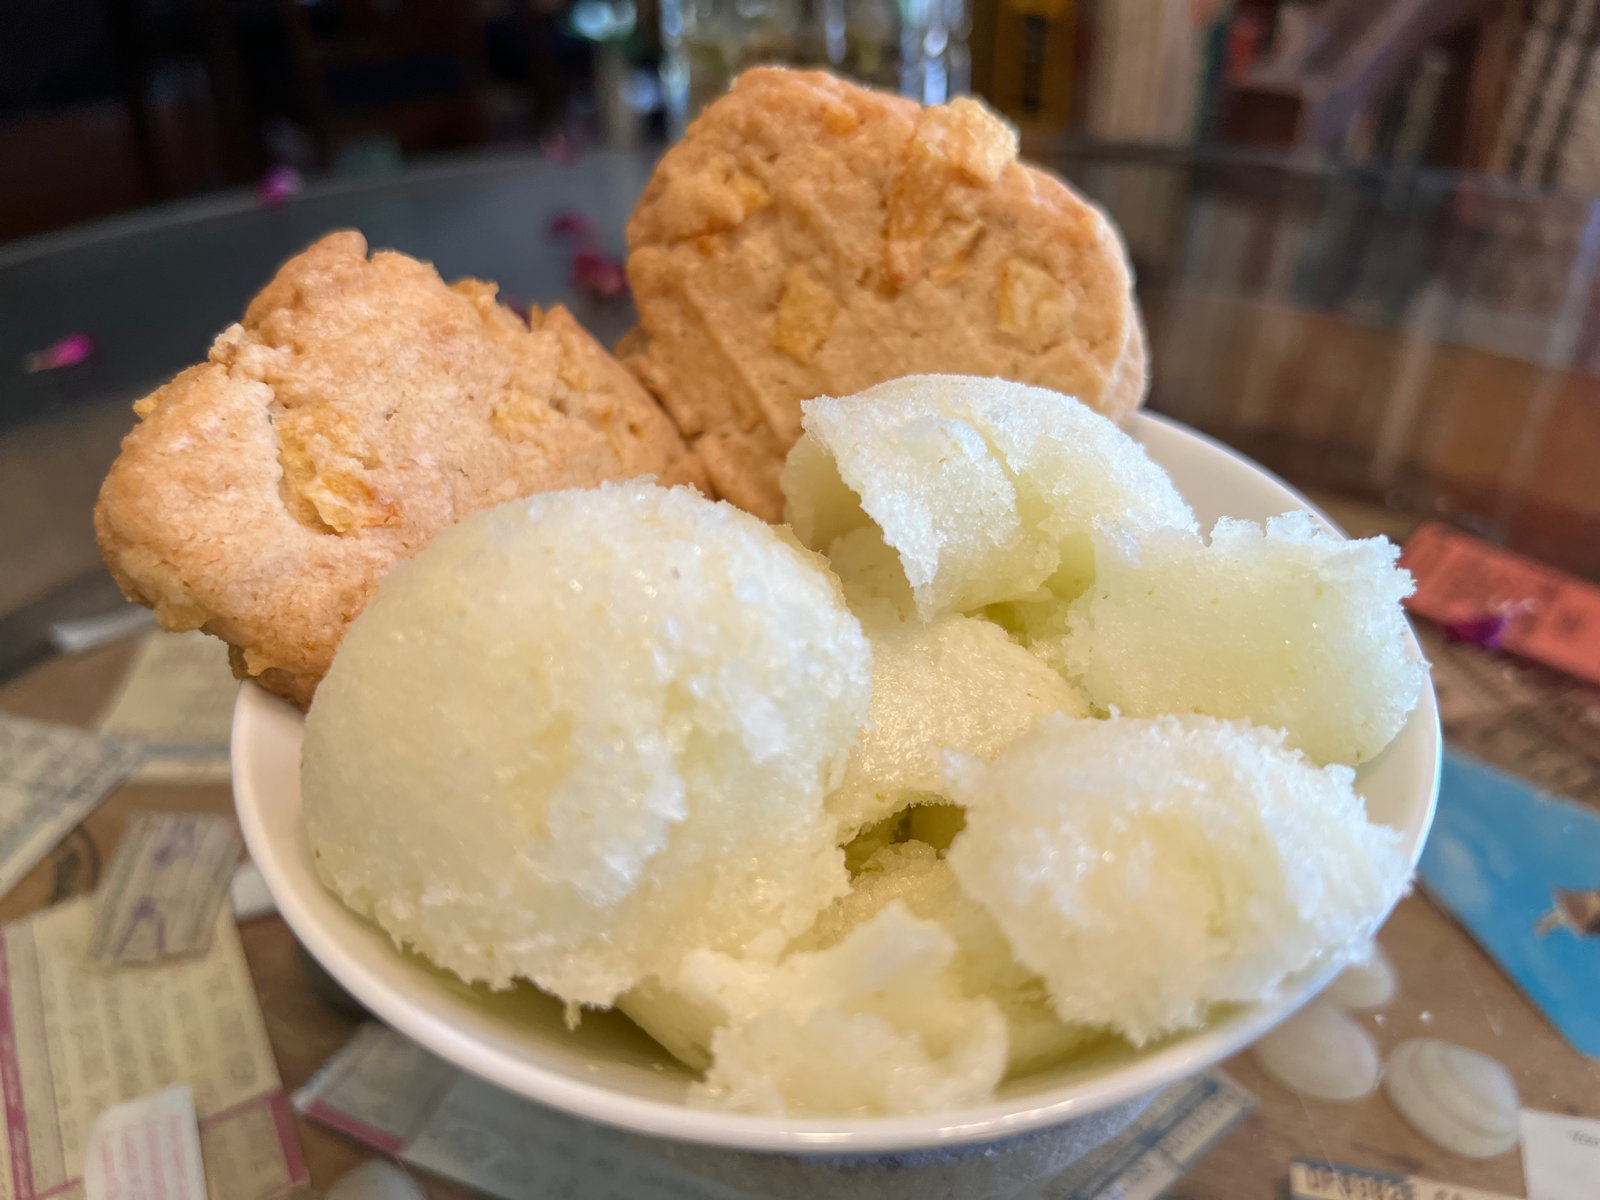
[233,411,1441,1153]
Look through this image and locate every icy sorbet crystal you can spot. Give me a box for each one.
[301,481,871,1007]
[945,713,1411,1045]
[827,604,1088,840]
[622,839,1103,1086]
[1061,513,1425,765]
[680,902,1008,1117]
[781,374,1195,618]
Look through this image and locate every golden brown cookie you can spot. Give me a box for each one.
[95,231,705,707]
[624,68,1145,520]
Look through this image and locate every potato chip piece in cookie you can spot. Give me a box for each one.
[94,231,704,707]
[624,67,1145,520]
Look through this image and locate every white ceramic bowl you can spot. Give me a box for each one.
[233,411,1440,1154]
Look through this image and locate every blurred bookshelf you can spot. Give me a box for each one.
[973,0,1600,190]
[1018,141,1600,580]
[977,2,1600,578]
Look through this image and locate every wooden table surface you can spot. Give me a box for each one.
[3,489,1597,1200]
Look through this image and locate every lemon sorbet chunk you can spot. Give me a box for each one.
[828,605,1087,839]
[682,903,1007,1116]
[781,374,1195,618]
[302,480,871,1007]
[946,713,1410,1045]
[1061,512,1424,765]
[624,840,1100,1080]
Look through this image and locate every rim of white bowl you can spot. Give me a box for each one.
[232,410,1442,1154]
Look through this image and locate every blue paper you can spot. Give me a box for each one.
[1419,749,1600,1056]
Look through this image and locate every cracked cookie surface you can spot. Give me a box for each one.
[624,68,1145,521]
[95,231,705,707]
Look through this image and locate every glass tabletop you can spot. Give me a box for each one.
[1037,142,1600,586]
[1,144,1597,1200]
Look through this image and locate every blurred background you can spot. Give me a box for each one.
[4,0,1589,243]
[4,0,1599,609]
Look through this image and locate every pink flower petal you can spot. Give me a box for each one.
[547,211,596,241]
[24,332,95,373]
[540,129,579,164]
[1440,600,1531,650]
[570,248,628,300]
[257,165,303,207]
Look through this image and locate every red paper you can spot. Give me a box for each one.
[1400,521,1600,686]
